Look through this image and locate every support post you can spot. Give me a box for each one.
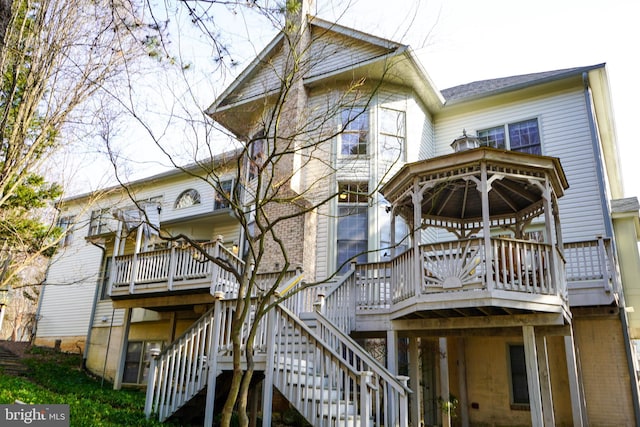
[536,334,555,426]
[409,337,421,427]
[113,307,132,390]
[523,326,544,427]
[397,376,410,427]
[439,337,451,427]
[387,329,398,374]
[204,295,224,426]
[261,301,278,426]
[565,327,585,427]
[144,355,158,419]
[387,329,398,426]
[457,338,469,427]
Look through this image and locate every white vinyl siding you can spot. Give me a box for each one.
[37,235,102,337]
[223,29,392,108]
[308,28,392,78]
[434,88,606,243]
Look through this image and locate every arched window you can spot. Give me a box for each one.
[175,189,201,209]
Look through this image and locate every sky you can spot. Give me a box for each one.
[68,0,640,200]
[323,0,640,198]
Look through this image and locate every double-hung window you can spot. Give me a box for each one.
[340,108,369,156]
[379,108,406,161]
[57,215,75,247]
[478,118,541,155]
[214,179,233,210]
[336,183,369,272]
[248,131,266,180]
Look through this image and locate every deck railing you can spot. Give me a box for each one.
[564,237,619,293]
[110,240,244,296]
[354,238,566,312]
[115,237,611,311]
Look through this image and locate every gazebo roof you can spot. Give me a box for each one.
[380,147,569,230]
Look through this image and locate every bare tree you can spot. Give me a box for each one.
[0,0,165,292]
[104,2,414,426]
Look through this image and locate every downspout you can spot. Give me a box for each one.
[83,241,106,370]
[583,71,640,422]
[582,72,613,238]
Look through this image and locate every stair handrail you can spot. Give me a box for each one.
[271,304,379,426]
[145,304,217,421]
[314,308,411,396]
[315,265,357,333]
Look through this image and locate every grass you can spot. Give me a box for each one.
[0,346,177,426]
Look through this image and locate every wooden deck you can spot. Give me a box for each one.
[110,237,619,317]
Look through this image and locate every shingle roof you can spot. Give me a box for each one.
[441,63,605,104]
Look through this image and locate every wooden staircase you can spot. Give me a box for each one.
[144,271,410,426]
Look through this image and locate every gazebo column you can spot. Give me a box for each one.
[541,178,560,291]
[390,207,397,259]
[412,180,423,298]
[479,162,494,290]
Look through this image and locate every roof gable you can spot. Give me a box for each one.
[207,16,405,115]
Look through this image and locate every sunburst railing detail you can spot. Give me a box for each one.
[422,238,485,292]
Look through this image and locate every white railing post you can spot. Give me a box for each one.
[129,225,144,294]
[144,354,158,419]
[596,235,611,292]
[397,375,410,427]
[359,371,373,427]
[167,245,176,291]
[204,293,224,426]
[262,301,278,426]
[209,237,223,295]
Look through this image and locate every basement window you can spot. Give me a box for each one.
[509,344,530,407]
[122,340,163,385]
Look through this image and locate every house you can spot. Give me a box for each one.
[34,3,640,426]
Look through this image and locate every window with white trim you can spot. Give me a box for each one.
[248,130,266,180]
[477,118,541,155]
[57,215,75,247]
[214,179,233,210]
[336,183,369,272]
[99,255,112,300]
[340,108,369,156]
[175,189,201,209]
[379,108,406,161]
[88,208,110,236]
